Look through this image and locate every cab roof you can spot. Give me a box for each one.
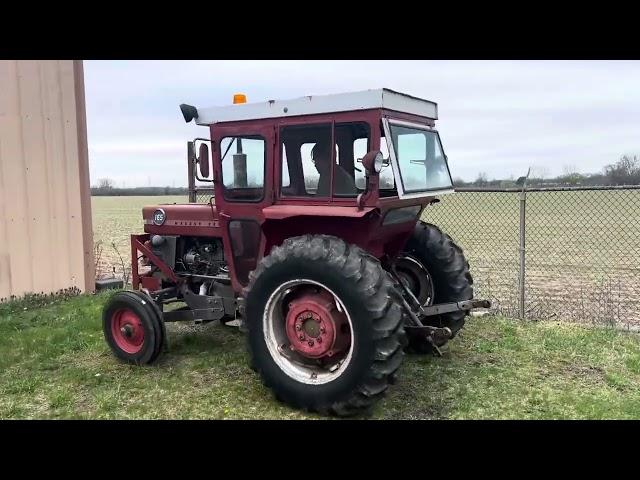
[192,88,438,126]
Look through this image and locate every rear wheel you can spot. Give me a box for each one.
[244,235,405,416]
[396,222,473,353]
[102,291,164,365]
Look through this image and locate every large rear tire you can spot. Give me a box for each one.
[397,222,473,352]
[243,235,406,416]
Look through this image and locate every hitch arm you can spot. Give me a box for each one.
[390,264,491,318]
[420,299,491,317]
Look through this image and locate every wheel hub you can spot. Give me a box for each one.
[395,255,434,306]
[111,309,144,354]
[120,324,134,338]
[285,290,349,359]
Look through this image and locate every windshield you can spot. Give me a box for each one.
[387,122,453,194]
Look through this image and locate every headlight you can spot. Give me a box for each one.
[374,152,383,173]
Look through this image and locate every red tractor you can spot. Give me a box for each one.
[102,89,489,416]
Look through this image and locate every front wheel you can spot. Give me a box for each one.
[102,291,165,365]
[243,235,406,416]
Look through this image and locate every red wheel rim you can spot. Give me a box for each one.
[264,279,355,384]
[111,308,145,354]
[285,289,351,359]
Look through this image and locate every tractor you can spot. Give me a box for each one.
[102,89,490,416]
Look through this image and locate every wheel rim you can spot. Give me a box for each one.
[111,308,145,354]
[395,255,435,306]
[263,279,354,385]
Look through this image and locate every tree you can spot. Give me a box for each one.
[474,172,488,187]
[559,165,585,186]
[529,166,549,181]
[97,178,115,190]
[604,155,640,185]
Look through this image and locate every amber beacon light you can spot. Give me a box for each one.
[233,93,247,104]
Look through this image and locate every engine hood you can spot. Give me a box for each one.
[142,203,221,237]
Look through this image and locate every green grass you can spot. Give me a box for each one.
[1,293,640,419]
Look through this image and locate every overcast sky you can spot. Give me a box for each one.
[84,60,640,187]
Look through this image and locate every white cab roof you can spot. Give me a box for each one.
[194,88,438,125]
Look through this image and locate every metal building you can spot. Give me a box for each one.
[0,60,94,300]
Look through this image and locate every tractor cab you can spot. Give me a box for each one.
[104,89,489,417]
[150,89,458,287]
[184,88,454,205]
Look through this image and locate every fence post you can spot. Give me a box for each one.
[518,169,530,320]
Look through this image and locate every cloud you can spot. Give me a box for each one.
[84,60,640,184]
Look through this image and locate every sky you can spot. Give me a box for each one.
[84,60,640,187]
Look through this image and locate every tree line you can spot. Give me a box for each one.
[91,178,189,196]
[455,154,640,188]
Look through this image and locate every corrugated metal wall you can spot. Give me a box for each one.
[0,60,94,300]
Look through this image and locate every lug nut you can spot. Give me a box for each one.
[299,334,305,341]
[320,326,326,334]
[295,324,302,331]
[308,340,314,347]
[317,337,322,344]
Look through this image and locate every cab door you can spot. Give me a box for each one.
[211,122,274,291]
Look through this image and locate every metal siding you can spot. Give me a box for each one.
[0,60,94,300]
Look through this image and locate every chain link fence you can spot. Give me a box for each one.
[190,186,215,204]
[425,186,640,327]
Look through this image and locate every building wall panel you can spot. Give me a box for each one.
[0,60,93,300]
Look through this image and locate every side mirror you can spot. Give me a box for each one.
[198,143,210,178]
[361,150,383,175]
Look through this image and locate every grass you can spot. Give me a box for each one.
[1,292,640,419]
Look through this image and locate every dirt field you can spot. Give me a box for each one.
[92,190,640,326]
[92,195,185,282]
